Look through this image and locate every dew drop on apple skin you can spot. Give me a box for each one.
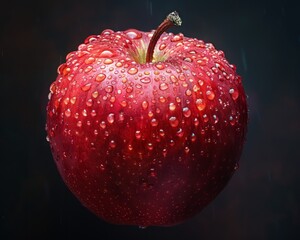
[169,102,176,111]
[124,29,142,40]
[151,118,158,127]
[64,109,71,117]
[155,64,165,70]
[105,85,114,93]
[190,133,197,142]
[109,140,116,148]
[206,90,215,100]
[99,50,114,58]
[171,34,183,42]
[196,99,206,111]
[183,107,191,118]
[81,83,91,92]
[135,130,142,139]
[213,114,219,124]
[159,83,169,91]
[85,57,95,64]
[176,128,184,137]
[140,77,151,84]
[229,116,236,126]
[107,113,115,124]
[100,121,106,129]
[159,43,166,50]
[104,58,113,64]
[77,121,82,127]
[128,67,138,75]
[229,88,239,100]
[142,100,149,110]
[95,73,106,82]
[147,143,153,150]
[169,116,179,127]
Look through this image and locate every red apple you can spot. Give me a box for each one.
[46,12,247,227]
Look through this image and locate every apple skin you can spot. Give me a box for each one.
[46,28,247,227]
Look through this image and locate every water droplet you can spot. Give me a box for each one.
[229,116,236,126]
[162,148,167,157]
[169,139,175,146]
[147,143,153,150]
[95,73,106,82]
[159,96,166,103]
[213,114,219,124]
[128,144,133,151]
[105,85,114,93]
[85,57,95,64]
[185,89,192,96]
[46,135,50,142]
[159,83,169,91]
[171,35,183,42]
[197,59,207,66]
[140,77,151,84]
[84,65,93,72]
[91,110,97,117]
[159,129,165,137]
[196,99,206,111]
[135,130,142,139]
[104,58,113,64]
[148,111,153,117]
[82,109,88,117]
[183,107,191,117]
[86,99,93,107]
[155,64,165,70]
[70,97,76,104]
[169,116,179,127]
[125,29,142,39]
[63,98,69,105]
[81,83,91,91]
[142,100,149,110]
[92,91,99,98]
[49,82,56,94]
[77,121,82,127]
[128,67,138,75]
[229,88,239,100]
[184,146,190,153]
[169,102,176,111]
[107,113,115,124]
[120,100,127,107]
[109,140,116,148]
[190,133,196,142]
[159,43,166,50]
[206,90,215,100]
[99,50,114,58]
[184,57,192,62]
[151,118,158,127]
[64,109,71,117]
[194,118,199,126]
[203,114,209,123]
[169,75,177,83]
[176,128,184,137]
[116,62,123,67]
[100,121,106,129]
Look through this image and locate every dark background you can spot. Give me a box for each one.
[1,0,299,239]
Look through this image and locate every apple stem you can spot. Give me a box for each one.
[146,11,182,63]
